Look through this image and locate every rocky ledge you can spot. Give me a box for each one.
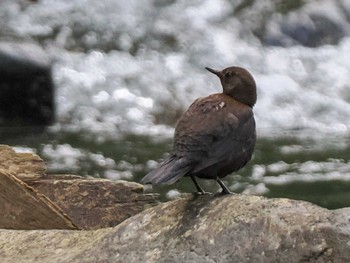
[0,145,349,262]
[0,195,349,262]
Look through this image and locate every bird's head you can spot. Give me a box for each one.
[205,66,257,107]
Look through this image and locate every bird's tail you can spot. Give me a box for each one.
[141,155,192,185]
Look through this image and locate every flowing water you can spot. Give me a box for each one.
[1,0,350,209]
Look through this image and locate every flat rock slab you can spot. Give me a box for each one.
[0,170,76,230]
[0,145,46,181]
[0,195,349,262]
[27,178,159,229]
[0,145,158,230]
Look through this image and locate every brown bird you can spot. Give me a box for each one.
[141,66,257,194]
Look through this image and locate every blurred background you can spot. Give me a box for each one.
[1,0,350,208]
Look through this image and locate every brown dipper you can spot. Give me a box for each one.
[141,66,257,194]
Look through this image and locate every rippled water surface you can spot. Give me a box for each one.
[1,0,350,209]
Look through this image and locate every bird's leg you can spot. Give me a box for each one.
[190,175,207,194]
[216,177,234,195]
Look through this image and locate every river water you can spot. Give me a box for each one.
[1,0,350,209]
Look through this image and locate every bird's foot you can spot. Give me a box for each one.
[216,189,236,196]
[215,177,235,195]
[193,191,212,196]
[190,175,210,194]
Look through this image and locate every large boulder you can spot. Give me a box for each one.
[0,42,54,127]
[0,194,349,262]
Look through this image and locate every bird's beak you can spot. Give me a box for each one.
[205,67,221,77]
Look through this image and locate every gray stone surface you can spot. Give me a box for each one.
[0,194,350,262]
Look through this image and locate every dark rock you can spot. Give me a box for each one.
[263,1,350,47]
[267,14,347,47]
[0,195,349,262]
[0,42,54,126]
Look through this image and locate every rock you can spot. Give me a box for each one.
[0,145,158,230]
[0,145,46,181]
[0,145,76,230]
[0,195,349,262]
[0,169,77,230]
[0,41,54,127]
[27,177,159,230]
[263,1,350,47]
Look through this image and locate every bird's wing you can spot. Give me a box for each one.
[174,95,255,174]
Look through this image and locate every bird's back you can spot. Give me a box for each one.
[174,93,256,179]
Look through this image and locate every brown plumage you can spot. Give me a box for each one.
[141,66,257,194]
